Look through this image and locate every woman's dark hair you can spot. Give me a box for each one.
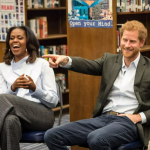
[3,26,40,65]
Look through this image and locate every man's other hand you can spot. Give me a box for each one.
[118,114,142,124]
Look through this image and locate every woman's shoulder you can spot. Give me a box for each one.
[0,62,8,67]
[36,57,48,62]
[35,58,49,66]
[0,62,10,72]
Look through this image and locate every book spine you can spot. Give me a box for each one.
[53,46,56,54]
[38,0,43,8]
[27,0,32,8]
[27,20,31,28]
[35,19,38,37]
[36,19,40,38]
[55,0,60,7]
[32,0,34,8]
[56,46,61,55]
[43,17,47,38]
[44,48,49,61]
[126,0,129,12]
[40,45,44,56]
[52,0,55,8]
[34,0,39,8]
[30,19,35,36]
[44,0,47,8]
[39,18,44,38]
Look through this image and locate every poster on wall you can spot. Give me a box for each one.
[0,0,25,42]
[68,0,113,28]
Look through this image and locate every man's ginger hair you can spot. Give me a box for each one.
[120,20,147,42]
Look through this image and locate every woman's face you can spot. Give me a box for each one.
[9,28,28,61]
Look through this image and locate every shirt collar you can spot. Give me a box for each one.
[122,52,140,68]
[11,55,29,69]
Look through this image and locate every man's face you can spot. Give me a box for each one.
[120,30,145,61]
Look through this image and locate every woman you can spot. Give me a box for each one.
[0,26,59,150]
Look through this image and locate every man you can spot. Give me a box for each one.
[43,20,150,150]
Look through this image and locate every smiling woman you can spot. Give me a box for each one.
[9,28,28,62]
[0,26,59,150]
[4,26,39,64]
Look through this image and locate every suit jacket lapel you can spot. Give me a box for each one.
[103,54,122,101]
[134,54,146,89]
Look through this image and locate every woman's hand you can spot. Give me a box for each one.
[42,54,69,68]
[26,75,36,92]
[11,74,36,92]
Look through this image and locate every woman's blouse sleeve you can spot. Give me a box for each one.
[30,61,59,108]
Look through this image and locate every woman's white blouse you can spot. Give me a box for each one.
[0,56,59,108]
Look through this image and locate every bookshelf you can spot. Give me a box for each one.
[26,0,69,113]
[27,7,67,10]
[37,34,67,40]
[141,45,150,52]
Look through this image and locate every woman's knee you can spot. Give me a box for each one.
[4,115,21,128]
[0,94,10,100]
[0,94,15,103]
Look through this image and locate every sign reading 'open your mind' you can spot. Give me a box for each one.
[68,0,113,28]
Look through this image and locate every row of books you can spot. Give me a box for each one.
[27,0,60,9]
[117,0,150,12]
[117,24,123,53]
[39,45,68,58]
[27,17,47,38]
[55,73,66,93]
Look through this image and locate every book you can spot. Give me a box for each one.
[60,45,67,55]
[56,45,61,55]
[27,0,32,8]
[55,0,60,7]
[38,0,44,8]
[45,0,51,8]
[43,17,47,38]
[38,17,47,38]
[40,45,44,56]
[121,0,126,12]
[30,19,37,37]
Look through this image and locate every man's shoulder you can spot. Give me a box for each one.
[142,55,150,63]
[103,52,119,57]
[103,52,121,61]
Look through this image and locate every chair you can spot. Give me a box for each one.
[79,140,144,150]
[20,81,63,142]
[113,140,144,150]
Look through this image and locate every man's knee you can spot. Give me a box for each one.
[44,128,58,144]
[87,131,109,148]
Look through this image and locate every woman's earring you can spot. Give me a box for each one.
[26,49,27,52]
[9,49,10,52]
